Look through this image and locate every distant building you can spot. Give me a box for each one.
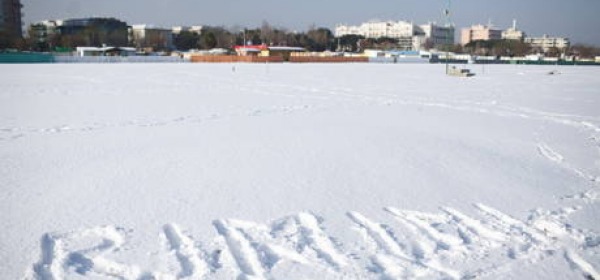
[419,23,455,47]
[460,24,502,45]
[172,26,202,35]
[233,44,305,61]
[57,17,129,47]
[28,20,61,49]
[501,20,525,41]
[334,24,361,38]
[335,20,454,50]
[0,0,23,41]
[524,35,570,52]
[29,18,129,49]
[234,44,265,56]
[76,46,136,57]
[335,20,417,39]
[130,24,173,51]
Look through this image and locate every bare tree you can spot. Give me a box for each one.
[260,20,273,45]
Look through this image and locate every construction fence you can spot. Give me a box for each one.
[289,56,368,63]
[54,56,187,63]
[190,55,284,63]
[0,53,188,63]
[190,55,368,63]
[0,52,54,63]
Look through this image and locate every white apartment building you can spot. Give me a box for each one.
[524,35,570,52]
[502,28,525,41]
[335,20,454,50]
[501,20,525,41]
[335,20,416,39]
[334,25,362,37]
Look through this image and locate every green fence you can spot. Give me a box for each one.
[437,58,599,66]
[515,60,598,66]
[0,52,54,63]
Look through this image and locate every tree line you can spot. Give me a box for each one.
[173,22,336,52]
[448,40,599,58]
[9,21,337,53]
[4,20,600,58]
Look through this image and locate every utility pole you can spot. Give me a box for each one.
[243,29,246,46]
[444,0,451,74]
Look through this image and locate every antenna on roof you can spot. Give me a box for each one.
[444,0,451,74]
[443,0,474,77]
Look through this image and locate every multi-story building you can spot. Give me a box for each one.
[524,35,570,52]
[130,24,174,51]
[460,24,502,45]
[28,20,61,50]
[501,20,525,41]
[172,26,202,35]
[419,23,455,47]
[0,0,23,40]
[58,17,129,47]
[334,24,361,38]
[29,17,129,48]
[336,20,417,39]
[335,20,454,50]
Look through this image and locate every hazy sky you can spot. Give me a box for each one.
[22,0,600,45]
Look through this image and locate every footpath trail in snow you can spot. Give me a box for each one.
[1,63,599,279]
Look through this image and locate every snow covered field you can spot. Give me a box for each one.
[1,63,599,279]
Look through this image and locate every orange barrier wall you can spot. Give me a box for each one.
[289,56,368,63]
[191,55,368,63]
[190,55,284,63]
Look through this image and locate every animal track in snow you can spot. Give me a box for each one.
[537,143,564,163]
[537,142,599,184]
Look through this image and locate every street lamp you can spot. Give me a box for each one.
[242,29,246,46]
[444,0,451,74]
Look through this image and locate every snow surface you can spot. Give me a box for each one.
[1,63,599,279]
